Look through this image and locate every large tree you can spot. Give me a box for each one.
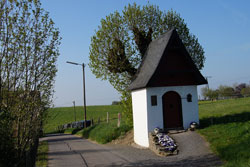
[218,85,234,99]
[0,0,60,166]
[89,3,205,94]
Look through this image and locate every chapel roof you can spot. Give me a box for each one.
[128,28,207,91]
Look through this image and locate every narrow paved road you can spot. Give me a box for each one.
[41,132,222,167]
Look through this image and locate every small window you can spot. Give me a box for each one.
[187,94,192,102]
[151,95,157,106]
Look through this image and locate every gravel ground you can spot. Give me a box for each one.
[108,131,222,167]
[41,131,222,167]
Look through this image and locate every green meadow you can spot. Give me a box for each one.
[44,105,123,134]
[44,104,132,144]
[198,97,250,167]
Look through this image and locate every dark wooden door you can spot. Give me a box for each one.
[162,91,183,129]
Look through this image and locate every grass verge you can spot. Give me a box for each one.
[64,128,81,134]
[35,141,48,167]
[69,121,132,144]
[198,97,250,167]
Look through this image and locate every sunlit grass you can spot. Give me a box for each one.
[35,141,48,167]
[76,121,132,144]
[198,97,250,167]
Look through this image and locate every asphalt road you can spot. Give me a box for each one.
[41,132,222,167]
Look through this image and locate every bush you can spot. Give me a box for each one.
[112,101,121,105]
[121,92,133,126]
[0,111,17,166]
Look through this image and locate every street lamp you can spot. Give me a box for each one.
[66,61,87,128]
[205,76,212,89]
[73,101,76,122]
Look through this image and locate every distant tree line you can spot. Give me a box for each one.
[112,101,121,105]
[201,83,250,100]
[0,0,60,166]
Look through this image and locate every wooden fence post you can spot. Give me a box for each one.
[117,113,121,127]
[107,112,109,123]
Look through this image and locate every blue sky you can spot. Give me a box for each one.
[42,0,250,107]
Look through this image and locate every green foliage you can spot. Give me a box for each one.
[0,0,60,166]
[89,3,205,125]
[198,97,250,167]
[218,85,234,99]
[44,105,122,134]
[89,3,205,93]
[121,92,133,126]
[202,83,250,100]
[201,87,219,100]
[112,101,121,105]
[241,86,250,97]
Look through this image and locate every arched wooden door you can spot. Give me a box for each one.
[162,91,183,129]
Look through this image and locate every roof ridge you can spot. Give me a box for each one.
[128,28,207,91]
[129,29,175,88]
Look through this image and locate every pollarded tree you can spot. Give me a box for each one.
[89,3,205,94]
[89,3,205,125]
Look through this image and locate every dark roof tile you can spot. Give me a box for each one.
[128,28,207,91]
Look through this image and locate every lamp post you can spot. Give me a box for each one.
[66,61,87,128]
[205,76,212,89]
[73,101,76,122]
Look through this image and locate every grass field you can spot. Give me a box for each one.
[44,104,132,144]
[198,97,250,167]
[44,105,122,134]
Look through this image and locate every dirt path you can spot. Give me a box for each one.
[41,132,222,167]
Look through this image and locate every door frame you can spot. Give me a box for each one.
[162,91,183,129]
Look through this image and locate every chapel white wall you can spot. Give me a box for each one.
[132,85,199,148]
[131,89,149,147]
[146,85,199,131]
